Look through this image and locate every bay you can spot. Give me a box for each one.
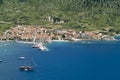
[0,41,120,80]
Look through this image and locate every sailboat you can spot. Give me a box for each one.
[19,58,37,71]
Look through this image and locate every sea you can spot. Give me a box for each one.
[0,40,120,80]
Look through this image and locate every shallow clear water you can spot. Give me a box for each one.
[0,41,120,80]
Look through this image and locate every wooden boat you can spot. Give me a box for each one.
[19,58,37,72]
[19,66,34,71]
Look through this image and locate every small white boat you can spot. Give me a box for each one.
[70,37,81,42]
[32,43,43,48]
[32,44,40,48]
[19,56,25,60]
[38,45,48,51]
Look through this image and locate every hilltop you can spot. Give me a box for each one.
[0,0,120,35]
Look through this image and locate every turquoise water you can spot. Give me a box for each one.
[0,41,120,80]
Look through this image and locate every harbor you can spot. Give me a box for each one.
[0,41,120,80]
[0,0,119,80]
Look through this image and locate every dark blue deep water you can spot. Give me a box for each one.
[0,41,120,80]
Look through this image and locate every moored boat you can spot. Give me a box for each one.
[32,42,48,51]
[32,43,43,48]
[38,46,48,51]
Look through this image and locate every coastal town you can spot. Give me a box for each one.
[0,25,115,43]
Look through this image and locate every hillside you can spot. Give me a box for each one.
[0,0,120,34]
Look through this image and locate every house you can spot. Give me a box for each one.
[53,17,61,23]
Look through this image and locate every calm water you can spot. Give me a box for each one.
[0,41,120,80]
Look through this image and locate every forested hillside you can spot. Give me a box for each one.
[0,0,120,34]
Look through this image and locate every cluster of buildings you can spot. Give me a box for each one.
[0,25,115,42]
